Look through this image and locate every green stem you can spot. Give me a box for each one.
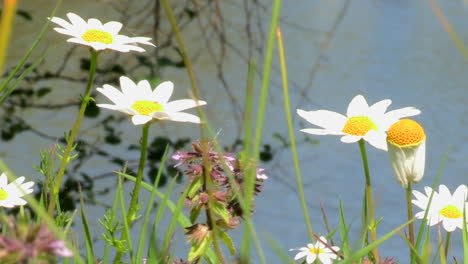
[406,182,415,260]
[444,231,451,261]
[113,122,151,263]
[358,139,380,261]
[48,50,98,216]
[128,123,151,222]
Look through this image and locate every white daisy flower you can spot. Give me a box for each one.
[289,236,340,264]
[387,119,426,188]
[0,172,35,208]
[50,12,155,52]
[412,184,468,232]
[97,76,206,125]
[297,95,420,151]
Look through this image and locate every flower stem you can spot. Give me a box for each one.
[201,141,225,264]
[358,139,380,261]
[127,123,151,222]
[113,122,151,263]
[406,182,415,260]
[48,50,98,216]
[444,231,451,261]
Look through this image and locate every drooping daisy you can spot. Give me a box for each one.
[50,12,155,52]
[290,236,340,264]
[297,95,420,151]
[97,76,206,125]
[387,119,426,188]
[0,173,35,208]
[412,184,468,232]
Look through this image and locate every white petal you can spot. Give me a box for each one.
[96,104,127,111]
[96,85,127,106]
[442,219,457,232]
[452,185,468,203]
[300,128,344,136]
[318,254,333,264]
[12,176,25,185]
[347,95,369,117]
[306,253,317,264]
[297,109,347,132]
[50,16,74,30]
[340,135,361,143]
[153,81,174,103]
[67,12,87,27]
[85,42,108,51]
[412,190,429,209]
[128,36,155,46]
[0,173,7,188]
[439,185,451,199]
[294,251,308,261]
[102,21,123,34]
[387,143,409,188]
[364,130,388,151]
[119,76,138,96]
[410,140,426,184]
[87,18,103,28]
[165,99,206,112]
[414,211,427,219]
[384,107,421,124]
[369,99,392,116]
[137,80,154,97]
[53,27,76,37]
[165,112,201,123]
[131,115,152,125]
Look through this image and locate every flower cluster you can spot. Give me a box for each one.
[172,141,267,226]
[0,215,72,263]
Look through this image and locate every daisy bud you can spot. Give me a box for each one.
[386,119,426,188]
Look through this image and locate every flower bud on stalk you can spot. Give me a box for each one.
[386,119,426,188]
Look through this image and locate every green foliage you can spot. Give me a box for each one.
[99,209,127,253]
[218,230,236,256]
[188,235,212,262]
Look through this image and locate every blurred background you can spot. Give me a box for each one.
[2,0,468,262]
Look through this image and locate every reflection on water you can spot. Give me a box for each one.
[4,0,468,262]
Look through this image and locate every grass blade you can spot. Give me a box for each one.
[135,146,170,263]
[79,186,95,264]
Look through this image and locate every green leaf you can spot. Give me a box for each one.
[212,201,230,224]
[188,235,212,262]
[190,205,202,223]
[218,230,236,256]
[187,176,203,198]
[80,189,95,264]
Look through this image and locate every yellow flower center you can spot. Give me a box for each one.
[439,205,462,219]
[131,100,164,116]
[0,189,8,200]
[387,119,425,146]
[82,29,113,44]
[309,248,324,254]
[342,116,378,136]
